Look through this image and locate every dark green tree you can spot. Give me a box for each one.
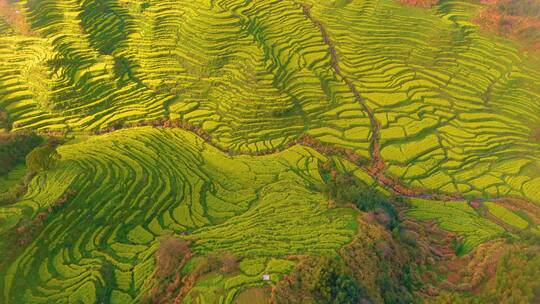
[273,256,366,304]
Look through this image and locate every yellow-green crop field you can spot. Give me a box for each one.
[0,0,539,303]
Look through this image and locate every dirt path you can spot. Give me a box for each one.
[298,2,383,168]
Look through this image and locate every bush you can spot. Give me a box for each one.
[0,132,42,176]
[219,251,239,273]
[154,236,191,281]
[195,251,240,276]
[26,145,60,173]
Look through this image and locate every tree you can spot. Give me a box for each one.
[319,164,399,229]
[0,131,42,175]
[26,145,60,173]
[272,256,366,304]
[154,236,191,281]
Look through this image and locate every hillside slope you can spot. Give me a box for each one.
[0,0,539,303]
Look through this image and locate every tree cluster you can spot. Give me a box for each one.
[319,162,399,229]
[25,144,60,173]
[272,256,366,304]
[0,132,42,176]
[475,0,540,50]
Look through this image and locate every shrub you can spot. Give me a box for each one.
[154,236,191,281]
[195,251,240,276]
[26,145,60,173]
[219,251,239,274]
[0,132,42,176]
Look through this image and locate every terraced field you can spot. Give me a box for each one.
[1,0,538,202]
[1,127,356,303]
[0,0,539,303]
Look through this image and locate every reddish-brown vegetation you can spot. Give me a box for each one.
[154,237,191,281]
[0,0,33,35]
[438,240,506,292]
[216,251,239,274]
[475,0,540,51]
[147,236,193,304]
[430,241,540,303]
[398,0,439,8]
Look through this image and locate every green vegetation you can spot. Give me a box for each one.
[0,127,356,303]
[0,164,26,194]
[0,164,31,206]
[25,144,60,173]
[0,132,42,176]
[319,160,399,228]
[482,245,540,303]
[1,0,539,205]
[0,0,539,303]
[272,256,365,304]
[407,198,504,252]
[484,202,529,230]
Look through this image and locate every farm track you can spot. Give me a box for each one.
[298,2,383,166]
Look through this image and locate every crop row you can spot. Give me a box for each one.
[407,198,504,252]
[0,127,356,303]
[302,0,540,204]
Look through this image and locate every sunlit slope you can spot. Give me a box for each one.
[1,0,372,155]
[1,1,539,199]
[303,0,540,203]
[1,127,356,303]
